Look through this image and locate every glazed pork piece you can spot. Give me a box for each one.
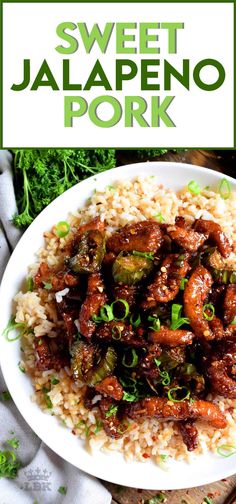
[194,219,232,258]
[149,327,194,347]
[125,397,227,429]
[31,216,236,451]
[183,265,214,340]
[106,221,163,253]
[78,272,107,338]
[166,224,206,253]
[223,285,236,325]
[142,253,190,308]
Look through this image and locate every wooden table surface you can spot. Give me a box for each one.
[104,149,236,504]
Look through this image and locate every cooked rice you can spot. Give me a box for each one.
[15,175,236,465]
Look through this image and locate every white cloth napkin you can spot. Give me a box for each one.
[0,150,111,504]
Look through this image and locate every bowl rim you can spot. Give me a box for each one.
[0,160,236,490]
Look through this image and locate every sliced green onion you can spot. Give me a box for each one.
[100,304,114,322]
[111,299,130,321]
[42,388,52,409]
[133,250,154,260]
[180,278,188,291]
[42,281,52,290]
[58,486,67,495]
[122,391,137,402]
[122,348,139,368]
[170,304,190,330]
[92,314,102,323]
[203,498,213,504]
[0,391,11,401]
[55,221,70,238]
[26,276,34,292]
[51,376,60,385]
[85,425,91,437]
[159,370,170,386]
[219,178,231,200]
[105,404,118,418]
[148,315,161,331]
[96,299,130,323]
[160,454,168,462]
[112,325,122,340]
[153,213,165,223]
[0,448,21,479]
[154,359,170,385]
[230,316,236,325]
[130,313,141,328]
[18,362,25,373]
[167,386,191,403]
[94,418,103,434]
[203,303,215,321]
[188,180,201,195]
[145,493,167,503]
[217,444,236,457]
[6,438,20,450]
[3,317,26,342]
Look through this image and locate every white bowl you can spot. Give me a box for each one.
[0,162,235,490]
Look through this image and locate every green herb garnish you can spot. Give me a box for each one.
[219,178,231,200]
[180,278,188,290]
[94,299,130,323]
[58,485,67,495]
[26,276,34,291]
[94,418,103,434]
[188,180,201,195]
[160,454,168,462]
[6,438,19,450]
[3,317,26,342]
[51,376,60,385]
[167,386,191,403]
[203,303,215,321]
[148,315,161,331]
[154,359,171,385]
[217,444,236,457]
[42,281,52,290]
[130,312,141,328]
[105,405,118,418]
[18,362,25,373]
[122,348,139,368]
[153,212,165,223]
[0,449,21,479]
[42,388,52,409]
[122,391,137,402]
[12,149,116,229]
[0,391,11,401]
[170,304,190,330]
[144,493,167,503]
[133,250,154,260]
[111,325,122,340]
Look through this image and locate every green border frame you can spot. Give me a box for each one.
[0,0,235,149]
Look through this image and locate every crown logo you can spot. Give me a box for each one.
[24,468,52,482]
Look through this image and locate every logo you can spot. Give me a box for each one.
[21,467,52,492]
